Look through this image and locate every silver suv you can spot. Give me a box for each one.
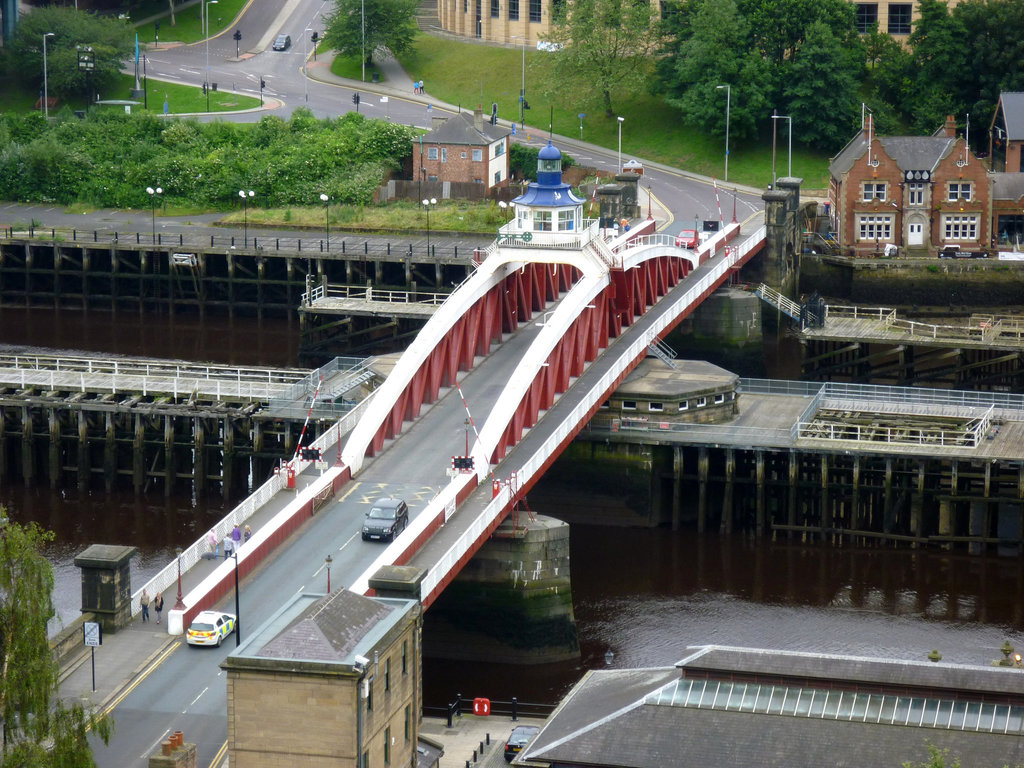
[362,497,409,542]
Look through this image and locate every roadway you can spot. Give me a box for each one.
[85,292,553,766]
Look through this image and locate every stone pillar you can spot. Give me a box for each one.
[74,544,138,633]
[422,515,578,664]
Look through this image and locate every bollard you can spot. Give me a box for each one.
[231,236,235,246]
[364,241,368,254]
[480,741,485,754]
[465,762,471,768]
[94,230,98,242]
[486,734,490,745]
[342,240,346,254]
[158,233,162,245]
[179,234,183,245]
[408,244,413,256]
[276,238,280,250]
[254,236,258,249]
[455,245,458,257]
[511,696,518,721]
[51,228,55,239]
[298,239,302,252]
[472,749,477,762]
[320,240,324,253]
[387,242,391,255]
[114,232,118,241]
[210,235,215,247]
[29,226,34,237]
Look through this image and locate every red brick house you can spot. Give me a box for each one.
[989,92,1024,174]
[828,115,991,255]
[412,109,511,191]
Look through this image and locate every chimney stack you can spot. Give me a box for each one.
[944,115,957,138]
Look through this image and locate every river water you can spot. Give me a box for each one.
[2,305,1022,711]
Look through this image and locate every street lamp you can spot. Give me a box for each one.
[716,85,730,182]
[772,113,793,180]
[174,546,185,610]
[320,193,330,251]
[325,554,333,594]
[617,116,625,174]
[238,189,253,247]
[304,27,312,102]
[231,550,240,646]
[42,33,55,119]
[146,186,163,243]
[422,197,437,257]
[361,0,366,83]
[205,0,218,113]
[511,35,526,128]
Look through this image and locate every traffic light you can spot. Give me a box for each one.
[233,30,242,42]
[202,82,207,95]
[260,78,266,90]
[352,92,360,112]
[523,100,530,110]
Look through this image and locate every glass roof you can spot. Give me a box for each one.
[646,678,1024,736]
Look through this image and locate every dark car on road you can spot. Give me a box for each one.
[272,34,291,51]
[504,725,539,762]
[362,497,409,541]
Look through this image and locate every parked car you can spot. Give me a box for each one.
[362,497,409,541]
[186,610,236,647]
[504,725,539,762]
[272,34,291,51]
[674,228,699,249]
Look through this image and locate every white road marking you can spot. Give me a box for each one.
[188,686,209,707]
[141,728,171,758]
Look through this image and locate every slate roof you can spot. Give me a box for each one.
[829,133,956,178]
[999,92,1024,141]
[419,111,510,147]
[520,646,1024,768]
[994,172,1024,202]
[247,589,397,664]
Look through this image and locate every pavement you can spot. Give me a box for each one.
[420,713,547,768]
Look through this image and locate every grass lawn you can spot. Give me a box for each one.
[133,0,249,47]
[396,34,831,190]
[0,72,260,115]
[221,199,506,234]
[330,54,384,84]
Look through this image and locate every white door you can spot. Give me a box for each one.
[908,222,924,246]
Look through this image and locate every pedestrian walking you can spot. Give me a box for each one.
[208,528,218,557]
[232,524,242,548]
[153,593,164,624]
[413,79,419,95]
[418,79,424,94]
[140,589,150,622]
[244,525,252,543]
[224,533,234,559]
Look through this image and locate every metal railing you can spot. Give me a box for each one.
[1,226,482,261]
[129,390,376,617]
[419,222,757,600]
[755,284,802,321]
[308,284,450,306]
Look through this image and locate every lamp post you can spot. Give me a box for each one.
[174,546,185,609]
[42,32,55,119]
[361,0,365,82]
[231,551,240,646]
[772,114,792,180]
[238,189,253,246]
[320,193,330,251]
[617,116,625,174]
[512,35,526,129]
[304,27,312,102]
[205,0,218,112]
[325,554,333,594]
[422,197,437,257]
[146,186,162,243]
[716,84,730,182]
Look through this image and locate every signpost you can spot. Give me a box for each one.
[578,113,586,140]
[83,621,102,692]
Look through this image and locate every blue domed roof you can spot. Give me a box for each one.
[538,142,561,161]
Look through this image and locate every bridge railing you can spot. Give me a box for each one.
[420,222,757,600]
[582,419,793,447]
[739,378,824,397]
[320,285,449,305]
[130,390,376,618]
[824,305,896,323]
[0,369,295,401]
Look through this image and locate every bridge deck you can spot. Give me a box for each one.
[802,314,1024,351]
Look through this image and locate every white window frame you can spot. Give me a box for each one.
[679,401,689,411]
[533,210,552,231]
[460,151,467,159]
[494,170,501,185]
[649,402,664,413]
[441,148,448,163]
[472,149,483,162]
[427,147,439,160]
[557,209,574,231]
[714,394,725,404]
[862,182,887,202]
[696,397,707,408]
[622,400,637,411]
[948,182,972,202]
[943,214,978,241]
[857,214,893,241]
[907,183,925,206]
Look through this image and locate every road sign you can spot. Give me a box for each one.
[83,621,101,647]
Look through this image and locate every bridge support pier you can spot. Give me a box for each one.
[22,407,34,487]
[48,408,60,491]
[423,516,579,665]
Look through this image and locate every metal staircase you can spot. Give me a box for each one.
[754,284,802,322]
[647,338,678,368]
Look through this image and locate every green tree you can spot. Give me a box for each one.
[3,6,133,102]
[902,743,962,768]
[906,0,966,132]
[739,0,858,68]
[782,20,862,149]
[543,0,663,117]
[0,515,113,767]
[660,0,770,141]
[322,0,420,64]
[952,0,1024,128]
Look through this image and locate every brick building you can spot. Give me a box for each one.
[828,115,991,256]
[221,589,422,768]
[989,92,1024,174]
[412,110,511,191]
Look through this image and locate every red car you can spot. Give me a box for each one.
[675,229,699,249]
